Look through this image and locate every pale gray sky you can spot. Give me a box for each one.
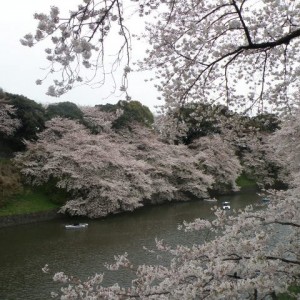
[0,0,162,112]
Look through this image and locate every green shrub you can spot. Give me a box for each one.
[46,101,84,121]
[97,100,154,129]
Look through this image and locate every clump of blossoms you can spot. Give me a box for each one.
[21,2,133,97]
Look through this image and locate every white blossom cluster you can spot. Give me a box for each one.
[80,106,123,133]
[21,1,134,97]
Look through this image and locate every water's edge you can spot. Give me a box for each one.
[0,209,62,228]
[0,187,258,228]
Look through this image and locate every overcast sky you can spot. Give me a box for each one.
[0,0,162,112]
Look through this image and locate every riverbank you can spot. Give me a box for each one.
[0,174,258,228]
[0,208,62,228]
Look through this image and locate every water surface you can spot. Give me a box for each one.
[0,190,261,299]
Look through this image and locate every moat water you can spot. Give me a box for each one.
[0,190,261,299]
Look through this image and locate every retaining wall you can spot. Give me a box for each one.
[0,209,62,228]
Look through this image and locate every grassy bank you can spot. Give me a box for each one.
[0,190,59,216]
[0,158,65,217]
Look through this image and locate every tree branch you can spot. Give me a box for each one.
[231,0,252,45]
[242,28,300,49]
[265,256,300,265]
[265,221,300,228]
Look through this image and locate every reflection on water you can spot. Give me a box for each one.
[0,190,260,299]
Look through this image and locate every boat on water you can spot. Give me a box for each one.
[222,201,231,210]
[65,223,88,229]
[261,197,270,203]
[204,198,218,202]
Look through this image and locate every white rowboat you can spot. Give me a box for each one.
[222,202,231,210]
[65,223,88,229]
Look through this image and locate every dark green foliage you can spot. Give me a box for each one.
[46,101,84,121]
[176,103,234,144]
[34,178,70,205]
[247,113,281,133]
[0,159,23,208]
[277,285,300,300]
[236,173,257,189]
[97,100,154,129]
[0,88,4,98]
[96,103,116,113]
[1,92,46,151]
[113,100,154,129]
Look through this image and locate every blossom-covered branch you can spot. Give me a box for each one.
[21,1,132,97]
[22,1,300,113]
[144,0,300,112]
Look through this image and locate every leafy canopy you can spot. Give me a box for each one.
[0,93,46,151]
[97,100,154,129]
[46,101,84,121]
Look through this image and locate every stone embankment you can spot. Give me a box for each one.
[0,209,62,228]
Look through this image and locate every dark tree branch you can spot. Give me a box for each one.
[265,256,300,265]
[223,253,300,266]
[241,28,300,49]
[265,221,300,228]
[88,0,118,42]
[231,0,252,45]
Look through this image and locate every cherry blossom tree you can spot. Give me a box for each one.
[16,115,226,218]
[22,1,300,113]
[190,134,242,194]
[156,103,284,190]
[80,105,123,133]
[269,109,300,187]
[220,117,286,189]
[15,101,248,218]
[144,0,300,113]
